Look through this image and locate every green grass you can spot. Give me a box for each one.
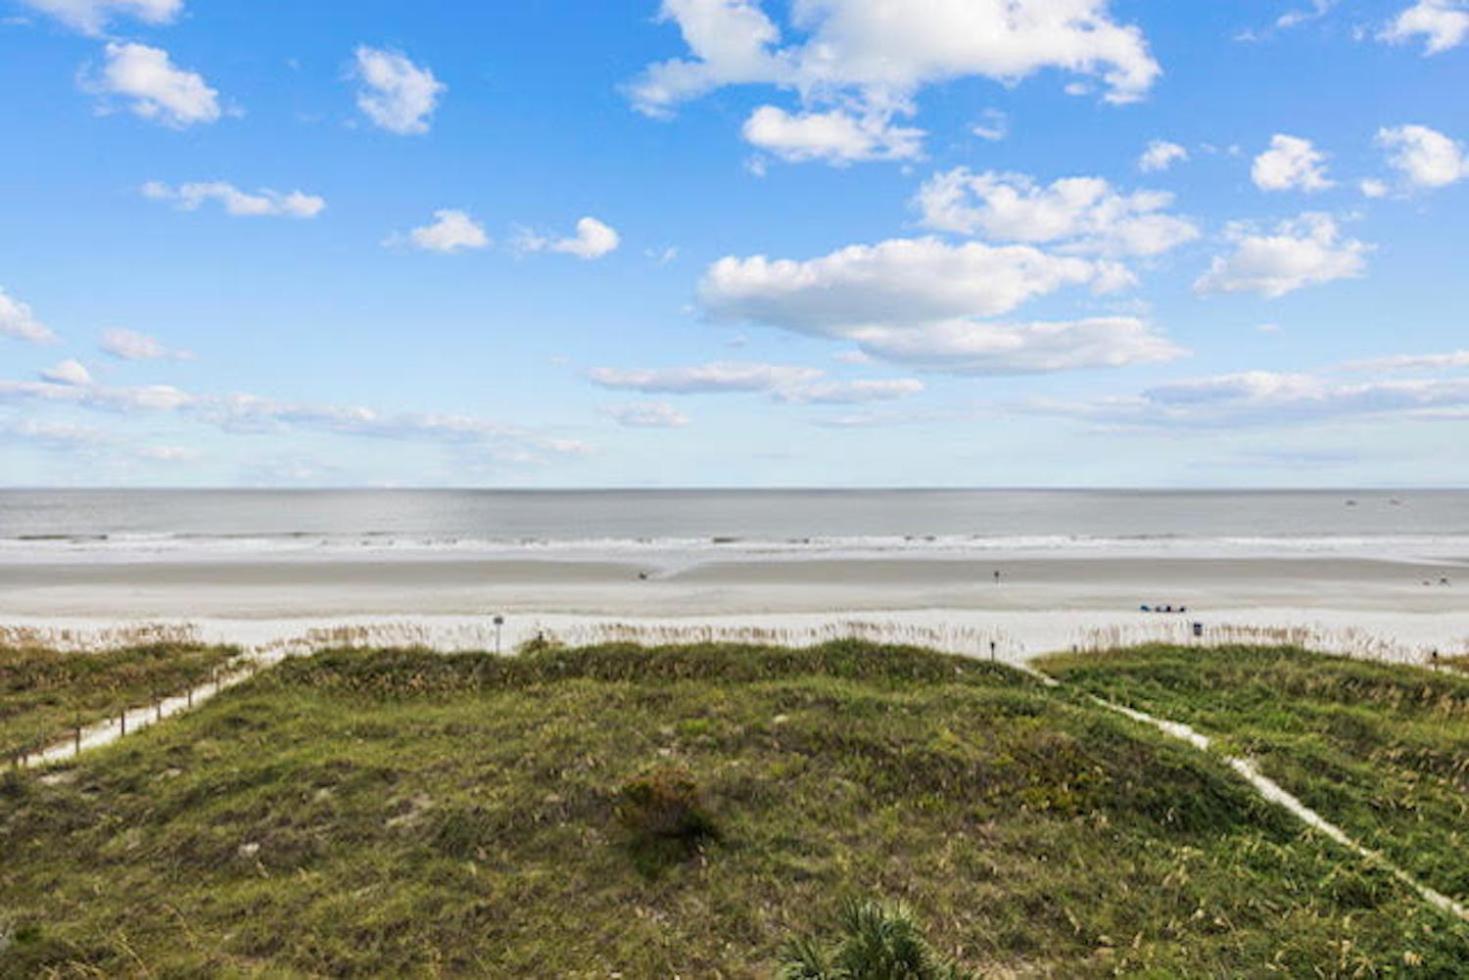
[2,640,1466,976]
[0,644,239,760]
[1038,644,1469,908]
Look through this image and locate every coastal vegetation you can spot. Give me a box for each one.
[1039,643,1469,905]
[0,643,237,762]
[2,640,1466,975]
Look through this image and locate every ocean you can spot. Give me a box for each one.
[2,488,1467,564]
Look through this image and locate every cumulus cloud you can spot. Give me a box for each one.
[19,0,180,35]
[1195,213,1369,298]
[1380,0,1469,54]
[627,0,1159,162]
[694,237,1178,375]
[89,42,220,128]
[604,402,691,428]
[741,105,923,164]
[841,317,1184,375]
[1033,369,1469,428]
[517,217,621,259]
[700,237,1121,333]
[1138,139,1188,173]
[40,359,92,386]
[100,327,193,361]
[142,180,325,218]
[914,169,1199,257]
[0,288,57,344]
[1376,124,1469,190]
[354,46,445,135]
[1251,134,1333,192]
[389,209,489,253]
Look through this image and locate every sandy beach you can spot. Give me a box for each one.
[3,552,1466,665]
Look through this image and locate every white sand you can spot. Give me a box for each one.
[2,553,1465,665]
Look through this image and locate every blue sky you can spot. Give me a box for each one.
[1,0,1467,487]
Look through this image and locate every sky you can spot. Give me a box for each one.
[0,0,1467,488]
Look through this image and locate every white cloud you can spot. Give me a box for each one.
[628,0,1159,162]
[695,237,1178,375]
[1138,139,1188,173]
[590,361,823,394]
[630,0,1160,114]
[19,0,180,36]
[700,237,1120,334]
[605,402,691,428]
[0,378,192,412]
[1339,349,1469,372]
[90,42,220,128]
[100,327,192,361]
[354,46,445,135]
[517,217,621,260]
[915,169,1199,257]
[1376,124,1469,190]
[1276,0,1337,30]
[0,377,588,463]
[142,180,326,218]
[1380,0,1469,54]
[1360,178,1389,199]
[40,359,92,386]
[393,209,490,254]
[972,108,1008,142]
[1252,134,1333,192]
[0,288,57,344]
[779,378,925,404]
[590,361,925,405]
[842,317,1183,375]
[2,418,103,449]
[1195,213,1369,298]
[136,444,198,462]
[1034,369,1469,428]
[742,105,923,164]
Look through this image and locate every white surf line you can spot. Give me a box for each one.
[1090,695,1469,925]
[14,656,278,771]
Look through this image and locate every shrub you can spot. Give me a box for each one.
[778,898,973,980]
[0,768,27,801]
[614,766,720,874]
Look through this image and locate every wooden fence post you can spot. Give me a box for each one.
[120,707,126,737]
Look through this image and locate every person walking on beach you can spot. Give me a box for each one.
[993,569,1001,586]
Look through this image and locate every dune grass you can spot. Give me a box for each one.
[1038,644,1469,908]
[3,640,1467,975]
[0,643,238,761]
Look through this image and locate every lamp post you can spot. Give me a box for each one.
[493,614,505,655]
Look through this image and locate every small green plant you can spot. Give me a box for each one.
[778,898,974,980]
[0,767,27,800]
[615,765,720,874]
